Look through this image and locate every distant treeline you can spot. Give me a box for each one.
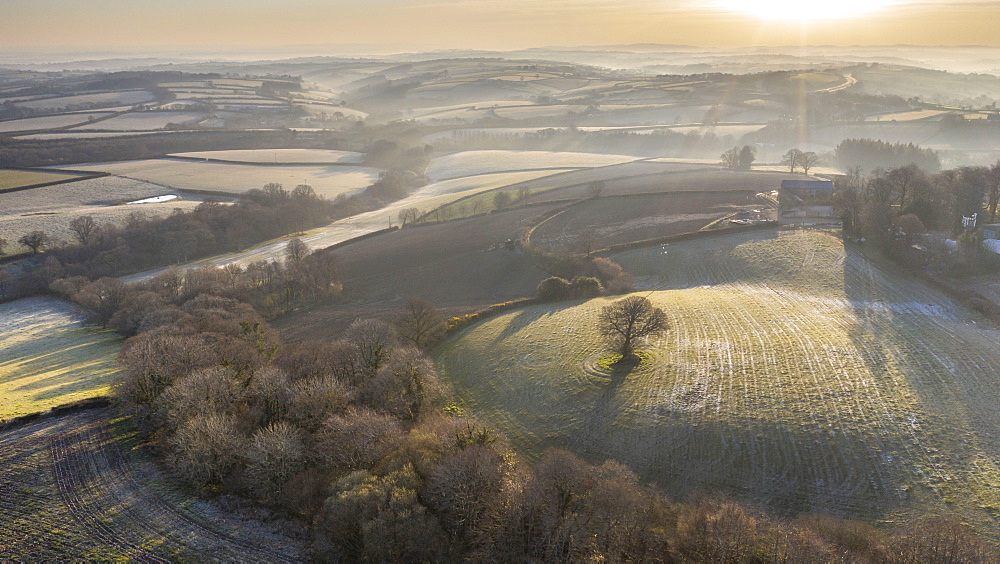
[1,171,423,302]
[836,138,942,173]
[0,130,346,168]
[432,128,737,159]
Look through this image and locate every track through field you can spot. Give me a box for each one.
[0,410,304,561]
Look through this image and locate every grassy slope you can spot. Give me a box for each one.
[0,297,121,419]
[435,230,1000,535]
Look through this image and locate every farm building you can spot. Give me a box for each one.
[778,179,837,226]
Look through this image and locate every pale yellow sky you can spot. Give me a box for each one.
[2,0,998,51]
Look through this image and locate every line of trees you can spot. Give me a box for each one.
[835,138,941,173]
[836,160,1000,272]
[720,145,756,170]
[781,148,821,174]
[1,170,427,303]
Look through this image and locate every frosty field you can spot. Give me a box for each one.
[59,159,382,199]
[0,297,121,420]
[435,230,1000,534]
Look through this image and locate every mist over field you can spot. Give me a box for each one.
[2,0,1000,559]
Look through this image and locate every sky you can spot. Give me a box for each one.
[2,0,999,54]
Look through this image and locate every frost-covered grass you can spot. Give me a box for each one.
[0,113,113,133]
[60,159,382,199]
[436,230,1000,534]
[13,90,155,111]
[0,297,121,419]
[71,111,206,131]
[427,150,639,181]
[170,148,365,164]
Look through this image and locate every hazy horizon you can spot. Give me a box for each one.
[3,1,1000,57]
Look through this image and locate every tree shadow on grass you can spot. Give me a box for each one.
[490,300,585,345]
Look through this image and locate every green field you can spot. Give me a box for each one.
[436,231,1000,534]
[0,169,87,191]
[0,297,121,419]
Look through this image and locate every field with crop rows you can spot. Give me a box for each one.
[170,148,365,164]
[426,150,639,180]
[0,113,114,133]
[0,298,120,420]
[0,410,304,560]
[436,230,1000,535]
[61,159,382,199]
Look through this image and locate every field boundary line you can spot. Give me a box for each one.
[0,168,109,194]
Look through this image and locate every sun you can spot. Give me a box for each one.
[715,0,893,21]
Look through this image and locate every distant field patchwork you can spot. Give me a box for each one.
[60,159,382,198]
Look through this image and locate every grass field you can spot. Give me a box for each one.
[0,410,304,560]
[170,148,365,164]
[61,159,382,199]
[436,231,1000,535]
[530,191,765,252]
[71,112,205,131]
[0,169,89,191]
[14,91,155,111]
[427,150,639,180]
[0,113,114,133]
[0,297,121,420]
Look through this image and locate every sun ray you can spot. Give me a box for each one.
[714,0,893,21]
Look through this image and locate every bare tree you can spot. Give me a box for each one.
[737,145,757,170]
[781,149,802,173]
[798,152,820,175]
[598,296,667,361]
[987,160,1000,223]
[398,207,420,227]
[316,406,403,470]
[169,412,241,486]
[285,237,309,263]
[69,215,98,246]
[720,147,740,169]
[243,421,305,500]
[18,230,50,254]
[394,298,446,349]
[346,319,399,377]
[493,191,512,211]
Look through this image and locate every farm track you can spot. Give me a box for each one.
[437,230,1000,535]
[0,410,304,561]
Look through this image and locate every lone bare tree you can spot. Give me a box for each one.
[69,215,98,246]
[781,149,802,172]
[720,147,740,169]
[799,152,821,175]
[394,298,446,349]
[18,230,50,255]
[598,296,667,362]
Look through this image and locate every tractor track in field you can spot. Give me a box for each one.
[0,409,304,561]
[437,230,1000,535]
